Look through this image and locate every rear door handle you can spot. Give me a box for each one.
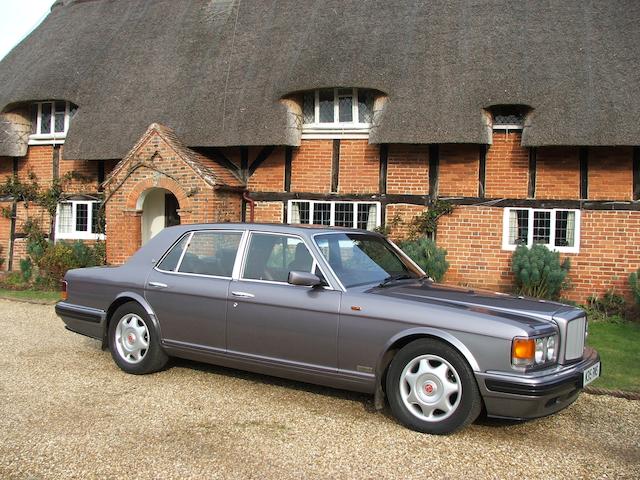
[148,281,168,289]
[231,291,255,298]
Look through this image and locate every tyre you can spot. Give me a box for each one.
[108,302,168,374]
[386,338,482,434]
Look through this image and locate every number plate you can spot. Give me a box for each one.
[583,362,600,387]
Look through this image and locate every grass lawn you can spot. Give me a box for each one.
[587,321,640,392]
[0,288,61,303]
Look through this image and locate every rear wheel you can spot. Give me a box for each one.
[386,339,481,434]
[108,302,168,374]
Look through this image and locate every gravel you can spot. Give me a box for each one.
[0,299,638,479]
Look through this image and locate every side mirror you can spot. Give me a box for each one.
[288,271,322,287]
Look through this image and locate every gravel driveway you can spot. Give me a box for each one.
[0,299,638,479]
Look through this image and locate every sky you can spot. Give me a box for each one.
[0,0,56,61]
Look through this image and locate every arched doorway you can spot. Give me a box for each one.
[138,188,181,244]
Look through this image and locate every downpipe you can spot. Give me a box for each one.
[243,191,255,223]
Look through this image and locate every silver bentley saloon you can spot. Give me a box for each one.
[56,223,601,434]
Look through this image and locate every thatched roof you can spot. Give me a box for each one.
[0,0,638,160]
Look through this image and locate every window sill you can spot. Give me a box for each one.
[29,134,67,146]
[501,243,580,254]
[56,233,105,241]
[301,126,370,140]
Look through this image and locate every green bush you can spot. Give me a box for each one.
[586,290,627,323]
[19,258,33,282]
[400,238,449,282]
[38,240,105,287]
[630,268,640,306]
[511,244,570,299]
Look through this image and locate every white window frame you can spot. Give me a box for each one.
[55,201,105,241]
[287,200,381,230]
[502,207,581,254]
[301,88,372,139]
[29,101,74,145]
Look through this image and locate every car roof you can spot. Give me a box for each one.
[163,223,380,236]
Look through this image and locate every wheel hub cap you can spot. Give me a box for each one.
[114,314,150,364]
[423,381,436,396]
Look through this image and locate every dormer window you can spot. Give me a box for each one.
[301,88,374,139]
[489,105,529,131]
[29,101,77,145]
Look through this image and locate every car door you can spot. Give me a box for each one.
[226,231,341,371]
[145,229,244,351]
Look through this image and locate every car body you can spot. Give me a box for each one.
[56,223,600,434]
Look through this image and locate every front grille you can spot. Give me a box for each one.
[564,316,586,361]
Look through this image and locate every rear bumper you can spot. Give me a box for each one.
[475,347,600,420]
[55,301,106,340]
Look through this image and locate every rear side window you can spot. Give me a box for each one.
[242,233,313,282]
[157,234,190,272]
[177,231,243,277]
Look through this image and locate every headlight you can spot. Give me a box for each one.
[512,334,558,368]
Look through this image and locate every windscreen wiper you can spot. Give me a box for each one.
[378,274,417,288]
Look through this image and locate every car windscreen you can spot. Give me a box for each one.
[314,233,422,288]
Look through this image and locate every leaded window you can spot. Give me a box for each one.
[503,208,580,253]
[301,88,375,133]
[288,200,380,230]
[29,101,77,144]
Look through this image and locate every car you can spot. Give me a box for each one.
[56,223,601,434]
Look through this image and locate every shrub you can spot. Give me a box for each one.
[38,240,104,287]
[19,258,33,282]
[511,244,570,299]
[400,238,449,282]
[630,268,640,306]
[586,290,627,323]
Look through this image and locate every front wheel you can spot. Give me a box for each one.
[386,339,482,434]
[108,302,168,374]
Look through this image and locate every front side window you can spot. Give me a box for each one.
[288,200,380,230]
[242,233,314,283]
[301,88,374,138]
[29,101,77,144]
[56,201,104,240]
[503,208,579,253]
[315,233,422,288]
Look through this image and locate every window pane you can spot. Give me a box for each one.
[91,203,104,234]
[243,233,313,282]
[338,90,353,123]
[290,201,310,224]
[30,104,38,134]
[555,211,575,247]
[313,202,331,225]
[357,203,377,230]
[334,202,354,227]
[54,101,66,133]
[302,92,315,124]
[69,104,78,119]
[75,204,88,232]
[318,89,334,123]
[533,211,551,244]
[358,90,374,123]
[157,234,190,272]
[178,231,242,277]
[508,209,529,245]
[40,103,52,134]
[58,203,72,233]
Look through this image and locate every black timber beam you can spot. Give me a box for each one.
[284,146,293,192]
[379,144,388,194]
[478,144,486,198]
[331,139,340,193]
[580,147,589,199]
[429,144,439,197]
[634,146,640,201]
[248,146,275,177]
[528,147,537,198]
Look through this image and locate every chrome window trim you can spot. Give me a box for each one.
[237,230,337,290]
[154,229,245,280]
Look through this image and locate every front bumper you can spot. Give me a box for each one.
[475,347,600,420]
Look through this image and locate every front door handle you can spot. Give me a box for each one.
[148,281,168,289]
[231,291,255,298]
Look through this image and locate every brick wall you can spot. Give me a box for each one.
[0,201,10,269]
[337,140,379,193]
[249,201,283,223]
[387,144,429,195]
[536,147,580,199]
[588,147,633,201]
[16,146,53,184]
[385,203,427,240]
[247,147,285,192]
[438,144,479,197]
[291,140,333,193]
[485,132,529,198]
